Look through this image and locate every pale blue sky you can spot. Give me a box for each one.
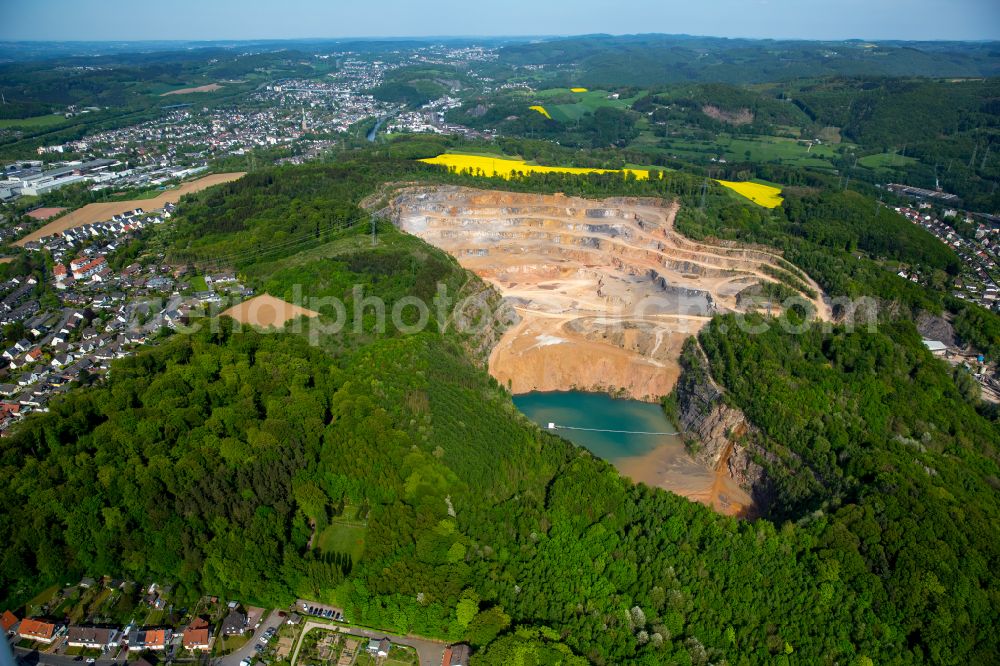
[3,0,999,41]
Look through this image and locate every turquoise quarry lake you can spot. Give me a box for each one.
[514,391,752,515]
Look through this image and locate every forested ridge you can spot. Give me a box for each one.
[2,160,999,664]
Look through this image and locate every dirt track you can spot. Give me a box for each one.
[388,185,828,401]
[13,172,245,246]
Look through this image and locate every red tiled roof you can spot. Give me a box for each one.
[1,610,19,632]
[142,629,167,646]
[183,627,210,648]
[19,618,55,640]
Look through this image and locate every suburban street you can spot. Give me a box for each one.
[289,620,446,666]
[9,612,446,666]
[11,609,285,666]
[217,610,284,666]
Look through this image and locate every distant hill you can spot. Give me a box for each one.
[500,34,1000,85]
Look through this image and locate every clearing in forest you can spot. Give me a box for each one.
[221,294,320,328]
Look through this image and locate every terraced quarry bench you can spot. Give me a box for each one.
[387,185,827,400]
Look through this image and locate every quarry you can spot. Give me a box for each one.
[386,185,828,401]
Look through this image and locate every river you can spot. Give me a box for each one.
[514,391,753,516]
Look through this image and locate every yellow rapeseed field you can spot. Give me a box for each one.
[529,105,552,119]
[419,153,652,180]
[715,180,783,208]
[570,87,588,93]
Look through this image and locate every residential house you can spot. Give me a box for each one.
[67,625,119,650]
[1,610,19,634]
[52,353,73,368]
[0,402,21,420]
[182,617,211,651]
[18,618,58,643]
[71,257,107,281]
[221,609,247,636]
[128,628,172,651]
[366,637,390,658]
[442,644,471,666]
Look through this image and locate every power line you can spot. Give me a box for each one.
[182,218,365,268]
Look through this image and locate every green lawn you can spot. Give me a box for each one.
[858,151,919,169]
[105,188,169,202]
[216,633,250,656]
[0,115,68,130]
[190,275,209,291]
[26,584,61,614]
[316,521,367,562]
[144,607,166,626]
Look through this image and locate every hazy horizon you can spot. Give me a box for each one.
[4,0,1000,42]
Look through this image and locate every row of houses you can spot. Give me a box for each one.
[3,611,245,653]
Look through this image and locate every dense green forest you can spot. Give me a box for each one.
[499,35,1000,85]
[677,185,962,315]
[3,160,1000,664]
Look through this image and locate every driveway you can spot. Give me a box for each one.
[290,620,446,666]
[217,610,284,666]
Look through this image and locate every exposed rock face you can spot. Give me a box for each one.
[673,339,775,509]
[379,184,828,401]
[701,105,754,126]
[915,311,956,348]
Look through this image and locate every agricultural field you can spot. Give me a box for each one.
[160,83,223,96]
[14,171,246,246]
[420,153,653,179]
[528,105,551,119]
[716,179,784,208]
[858,151,920,169]
[535,87,644,122]
[655,134,845,169]
[0,114,69,130]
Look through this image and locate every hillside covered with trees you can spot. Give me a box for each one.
[2,161,999,665]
